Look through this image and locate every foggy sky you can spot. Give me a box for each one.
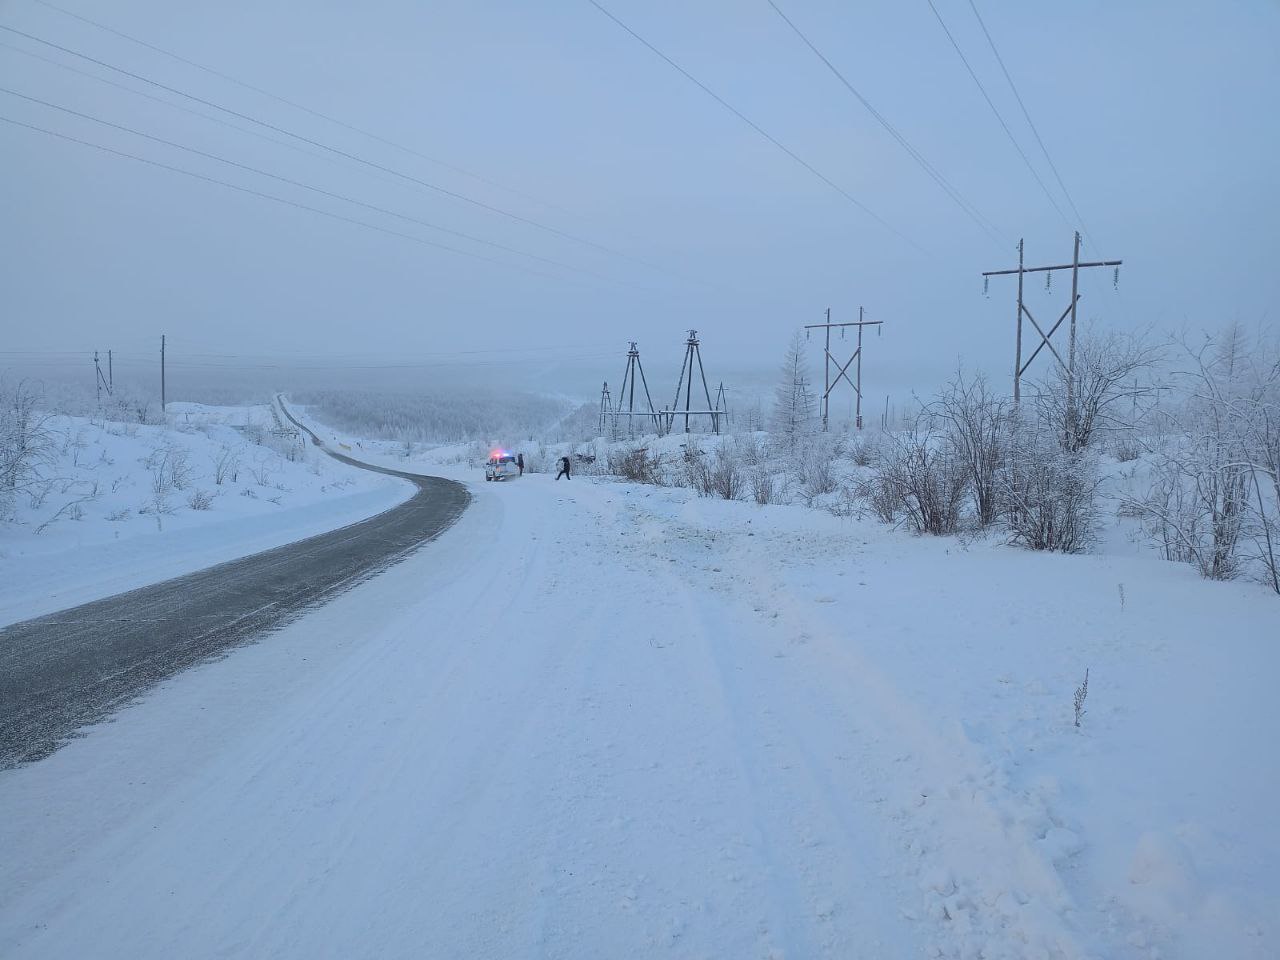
[2,0,1277,407]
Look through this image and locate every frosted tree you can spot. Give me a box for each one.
[1132,326,1279,587]
[772,331,816,452]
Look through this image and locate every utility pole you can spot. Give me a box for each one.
[613,341,660,437]
[983,233,1122,408]
[804,307,883,431]
[668,330,719,434]
[94,350,113,403]
[598,381,613,435]
[821,307,831,431]
[160,334,166,413]
[855,307,865,429]
[108,349,113,394]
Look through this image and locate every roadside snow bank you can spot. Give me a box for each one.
[0,402,412,625]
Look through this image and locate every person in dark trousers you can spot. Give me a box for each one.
[555,455,571,480]
[517,453,524,476]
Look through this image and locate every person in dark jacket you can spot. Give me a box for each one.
[517,452,524,476]
[555,455,571,480]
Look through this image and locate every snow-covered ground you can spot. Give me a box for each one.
[0,402,412,625]
[1,422,1275,958]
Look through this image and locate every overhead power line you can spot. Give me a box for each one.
[20,2,720,294]
[0,86,641,289]
[0,39,391,180]
[0,22,658,270]
[29,0,572,216]
[0,112,624,287]
[965,0,1095,249]
[922,0,1071,231]
[767,0,1006,248]
[584,0,927,255]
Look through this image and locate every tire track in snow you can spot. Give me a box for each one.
[695,515,1089,960]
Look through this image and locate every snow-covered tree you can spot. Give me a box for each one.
[1134,328,1280,588]
[1034,327,1160,452]
[0,379,56,520]
[772,332,815,451]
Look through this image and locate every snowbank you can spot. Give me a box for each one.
[0,402,412,625]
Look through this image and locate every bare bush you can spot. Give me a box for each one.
[848,434,879,467]
[34,491,96,534]
[0,379,57,519]
[871,413,967,535]
[1130,331,1277,585]
[608,445,663,485]
[1110,431,1143,463]
[734,434,766,467]
[937,371,1009,527]
[212,444,241,485]
[1073,668,1089,728]
[1034,328,1160,453]
[750,466,777,505]
[795,443,837,501]
[249,453,276,487]
[999,416,1100,553]
[681,442,713,495]
[187,488,215,511]
[707,447,743,500]
[167,447,193,491]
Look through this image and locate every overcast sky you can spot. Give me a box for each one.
[1,0,1277,404]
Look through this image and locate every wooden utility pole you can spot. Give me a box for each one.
[804,307,883,431]
[669,330,719,434]
[612,341,660,437]
[94,350,113,403]
[107,349,113,394]
[983,233,1121,406]
[160,334,166,413]
[598,381,613,435]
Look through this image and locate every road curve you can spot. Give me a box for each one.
[0,400,469,769]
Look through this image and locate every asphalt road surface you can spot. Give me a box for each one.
[0,402,469,768]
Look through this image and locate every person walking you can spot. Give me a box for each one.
[517,452,524,476]
[555,455,571,481]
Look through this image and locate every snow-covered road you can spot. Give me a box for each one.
[2,466,1275,958]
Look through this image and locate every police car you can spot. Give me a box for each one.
[485,451,520,481]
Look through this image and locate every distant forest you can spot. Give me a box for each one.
[294,388,577,444]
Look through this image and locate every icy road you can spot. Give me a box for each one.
[0,436,468,767]
[1,447,1275,958]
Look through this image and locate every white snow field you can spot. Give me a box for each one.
[0,402,411,626]
[1,450,1276,958]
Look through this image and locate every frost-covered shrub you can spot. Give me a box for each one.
[999,417,1100,553]
[733,434,766,467]
[795,443,837,501]
[706,447,743,500]
[1110,431,1143,463]
[937,371,1008,527]
[1128,330,1277,585]
[871,414,966,536]
[0,379,56,520]
[212,444,241,485]
[608,445,663,485]
[750,466,777,505]
[1034,328,1160,453]
[187,488,215,511]
[848,434,879,467]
